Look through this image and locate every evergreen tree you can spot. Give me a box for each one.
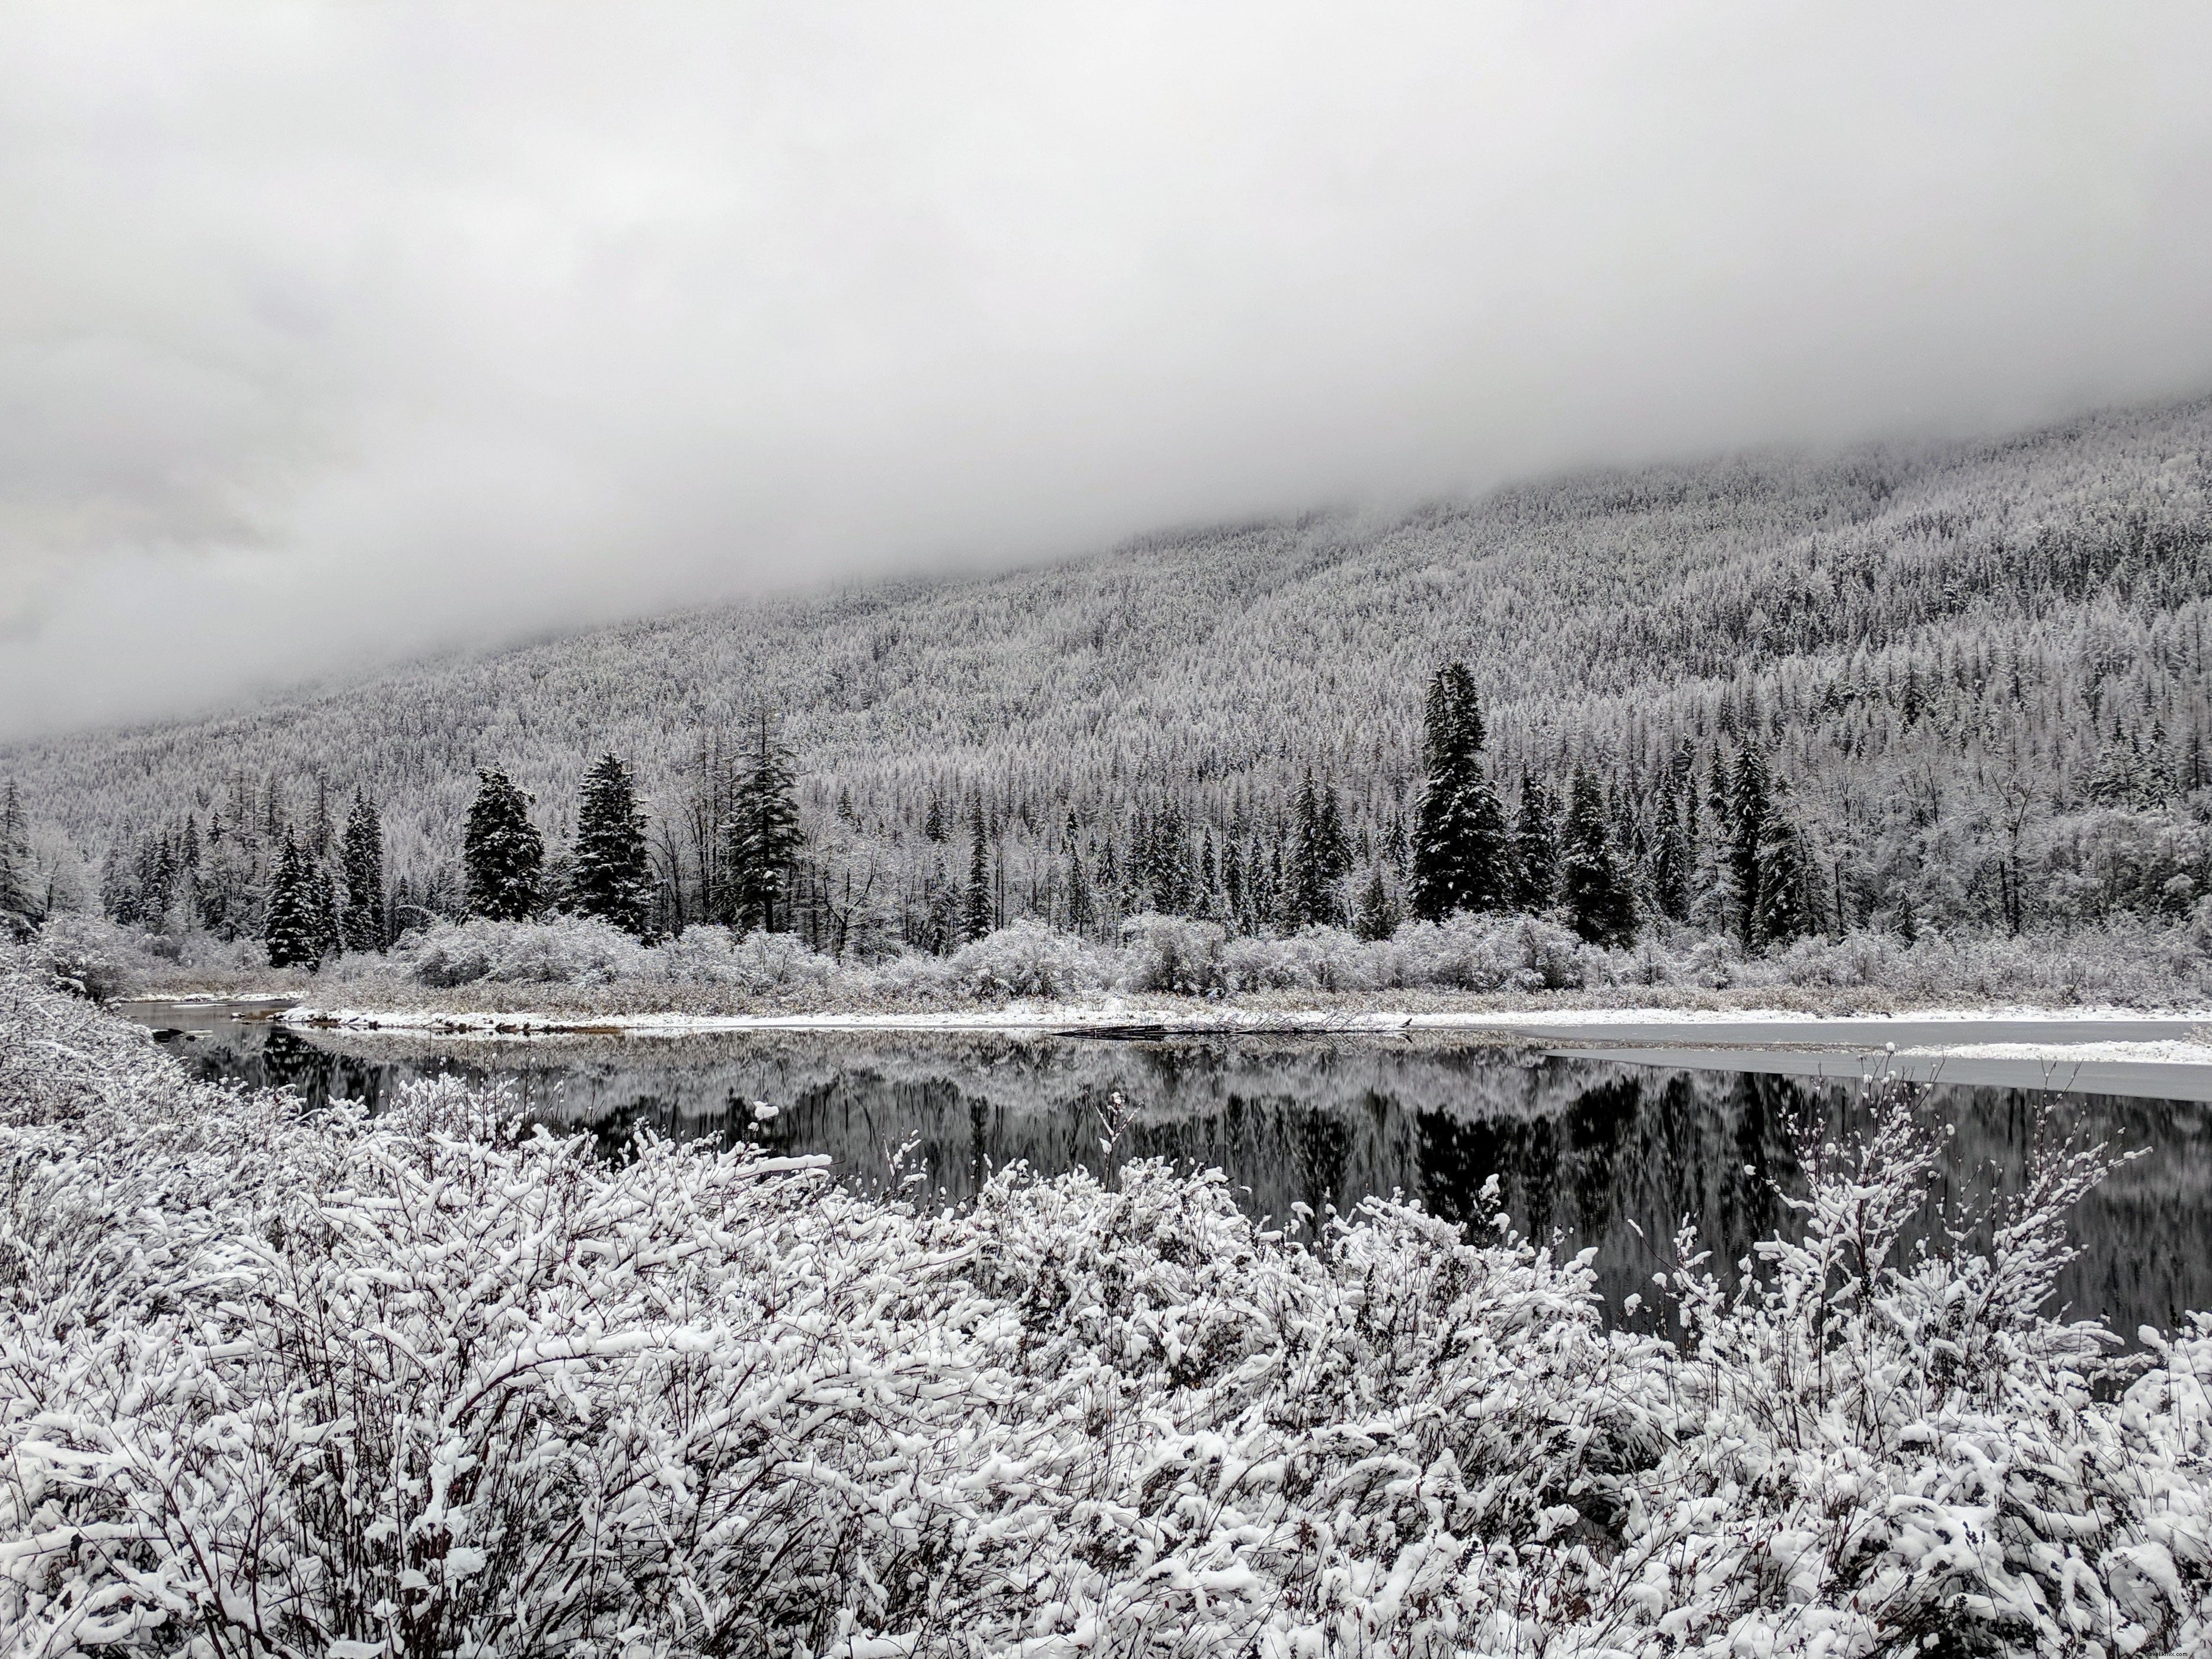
[263,835,323,970]
[1508,776,1557,912]
[1753,811,1815,950]
[1408,661,1506,920]
[572,754,654,936]
[1560,771,1636,947]
[309,866,344,964]
[1065,848,1095,936]
[724,716,805,931]
[0,781,38,938]
[1287,771,1354,927]
[1729,747,1774,948]
[962,797,993,940]
[1354,868,1397,941]
[340,789,387,952]
[1649,770,1691,923]
[1460,773,1510,911]
[464,767,544,921]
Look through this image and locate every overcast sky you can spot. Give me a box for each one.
[4,2,2211,741]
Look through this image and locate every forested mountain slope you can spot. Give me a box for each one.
[8,394,2212,949]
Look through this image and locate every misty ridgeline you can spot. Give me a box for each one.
[5,394,2212,991]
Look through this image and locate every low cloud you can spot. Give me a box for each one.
[5,2,2211,738]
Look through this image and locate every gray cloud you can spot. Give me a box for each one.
[5,1,2211,739]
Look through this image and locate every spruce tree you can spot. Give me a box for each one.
[1287,771,1354,927]
[1560,771,1636,947]
[962,797,993,940]
[1508,777,1558,913]
[725,716,804,932]
[1729,747,1774,947]
[340,789,387,952]
[1409,661,1507,920]
[309,867,344,964]
[1354,868,1397,941]
[263,835,323,970]
[1753,812,1814,950]
[1065,848,1095,936]
[1650,771,1691,922]
[464,767,544,921]
[572,754,654,936]
[0,781,38,938]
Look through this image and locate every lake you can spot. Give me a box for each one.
[127,1001,2212,1342]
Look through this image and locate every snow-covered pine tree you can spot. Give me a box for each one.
[1560,770,1636,947]
[962,797,992,941]
[309,866,344,964]
[263,834,323,969]
[572,754,654,937]
[725,716,804,932]
[1065,846,1095,936]
[463,767,544,921]
[1460,772,1509,912]
[1286,771,1354,927]
[0,781,39,939]
[1729,746,1775,948]
[340,789,387,952]
[1753,810,1816,950]
[1505,777,1554,913]
[1409,661,1506,920]
[1354,867,1397,940]
[1649,767,1690,923]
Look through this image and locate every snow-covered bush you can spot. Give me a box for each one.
[29,910,159,1000]
[398,915,651,987]
[1219,925,1384,992]
[1116,912,1224,994]
[2,971,2211,1654]
[1381,911,1595,992]
[648,923,838,992]
[943,917,1115,1001]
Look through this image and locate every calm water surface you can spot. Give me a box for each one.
[129,1002,2212,1341]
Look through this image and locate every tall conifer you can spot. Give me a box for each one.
[340,789,387,952]
[0,781,37,937]
[263,834,323,969]
[724,716,803,932]
[1508,777,1559,912]
[1410,661,1506,920]
[464,767,544,921]
[573,754,654,936]
[1561,771,1636,947]
[962,797,992,940]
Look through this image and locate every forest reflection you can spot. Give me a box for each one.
[154,1019,2212,1341]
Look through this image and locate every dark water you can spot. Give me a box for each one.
[133,1004,2212,1341]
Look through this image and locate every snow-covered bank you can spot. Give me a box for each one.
[10,968,2212,1654]
[267,997,2212,1060]
[102,905,2212,1019]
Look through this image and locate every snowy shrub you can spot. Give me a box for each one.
[942,917,1114,1001]
[172,930,271,976]
[1219,925,1383,993]
[30,910,159,1000]
[1380,911,1592,992]
[1516,913,1595,988]
[3,971,2212,1654]
[400,915,650,987]
[1115,912,1225,994]
[650,921,745,982]
[649,924,838,992]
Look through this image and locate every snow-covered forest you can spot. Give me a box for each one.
[5,395,2212,974]
[5,962,2211,1654]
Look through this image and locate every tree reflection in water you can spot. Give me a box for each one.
[152,1021,2211,1340]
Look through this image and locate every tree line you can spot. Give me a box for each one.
[13,393,2212,957]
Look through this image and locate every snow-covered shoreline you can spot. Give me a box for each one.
[246,998,2212,1064]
